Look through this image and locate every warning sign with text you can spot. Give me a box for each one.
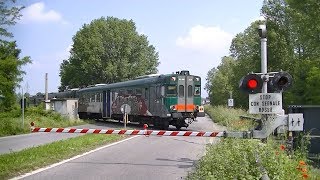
[249,93,282,114]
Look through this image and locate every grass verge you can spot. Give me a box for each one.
[204,105,257,131]
[0,134,125,179]
[0,105,86,137]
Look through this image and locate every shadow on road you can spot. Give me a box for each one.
[156,157,198,168]
[68,157,197,169]
[170,138,205,145]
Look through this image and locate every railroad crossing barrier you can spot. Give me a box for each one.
[30,126,225,137]
[30,121,265,138]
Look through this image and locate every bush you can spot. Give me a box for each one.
[188,138,308,180]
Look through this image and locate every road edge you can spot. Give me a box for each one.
[10,135,139,180]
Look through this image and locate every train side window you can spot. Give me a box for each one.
[119,90,125,96]
[194,86,201,95]
[135,88,142,96]
[85,94,90,103]
[188,85,193,97]
[167,86,177,96]
[83,94,88,103]
[90,93,94,102]
[79,94,83,103]
[127,89,133,95]
[96,93,100,102]
[179,85,184,97]
[161,86,165,97]
[144,88,148,99]
[112,92,118,101]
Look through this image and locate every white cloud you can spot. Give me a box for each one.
[176,25,233,54]
[20,2,66,24]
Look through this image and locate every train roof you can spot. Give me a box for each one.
[78,74,167,93]
[77,71,199,93]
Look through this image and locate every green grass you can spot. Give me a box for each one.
[191,105,320,179]
[187,138,318,180]
[0,134,125,179]
[204,105,257,131]
[0,105,86,137]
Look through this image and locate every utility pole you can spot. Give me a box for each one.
[22,87,24,129]
[45,73,50,110]
[45,73,48,101]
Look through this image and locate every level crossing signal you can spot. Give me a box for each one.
[268,71,293,92]
[239,74,263,94]
[239,72,292,94]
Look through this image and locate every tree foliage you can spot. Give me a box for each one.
[206,56,236,106]
[0,41,31,110]
[0,0,23,38]
[59,17,160,90]
[0,1,31,111]
[206,0,320,108]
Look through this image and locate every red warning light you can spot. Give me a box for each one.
[247,79,258,89]
[239,74,263,94]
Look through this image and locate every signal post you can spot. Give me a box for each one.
[238,25,304,140]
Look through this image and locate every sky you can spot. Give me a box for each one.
[11,0,265,97]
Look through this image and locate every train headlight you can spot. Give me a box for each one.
[170,105,176,110]
[171,77,176,81]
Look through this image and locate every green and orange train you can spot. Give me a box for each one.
[62,70,204,130]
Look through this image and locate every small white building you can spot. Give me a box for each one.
[50,98,79,120]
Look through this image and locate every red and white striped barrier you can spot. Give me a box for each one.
[30,127,224,137]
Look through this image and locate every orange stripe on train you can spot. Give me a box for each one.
[175,104,195,111]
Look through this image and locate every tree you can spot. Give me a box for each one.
[227,22,263,108]
[262,0,320,105]
[0,41,31,111]
[206,56,236,106]
[0,0,23,38]
[286,0,320,59]
[205,0,320,108]
[305,66,320,104]
[0,1,31,111]
[205,67,217,96]
[59,17,160,89]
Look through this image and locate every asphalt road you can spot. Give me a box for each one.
[15,115,224,180]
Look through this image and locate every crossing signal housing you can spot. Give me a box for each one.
[239,74,263,94]
[268,71,292,92]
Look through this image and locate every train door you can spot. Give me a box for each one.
[144,87,150,112]
[186,76,194,112]
[102,90,112,118]
[149,86,156,113]
[177,75,194,112]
